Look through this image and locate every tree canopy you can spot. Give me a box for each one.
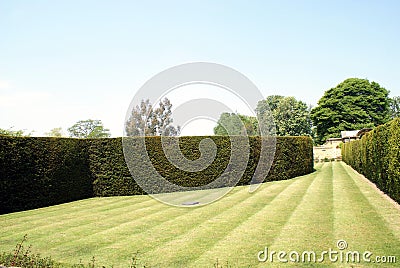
[213,113,259,136]
[213,95,311,137]
[311,78,390,144]
[256,95,312,136]
[390,96,400,119]
[68,119,111,138]
[0,127,31,137]
[45,127,63,137]
[125,98,180,136]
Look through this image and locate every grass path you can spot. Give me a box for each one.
[1,162,399,267]
[334,163,400,255]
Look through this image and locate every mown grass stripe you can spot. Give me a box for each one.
[255,162,334,267]
[0,186,227,249]
[332,162,400,260]
[0,196,159,240]
[0,196,137,220]
[2,162,400,268]
[187,165,322,268]
[150,171,317,268]
[51,181,291,266]
[0,195,152,231]
[22,182,280,264]
[0,188,224,249]
[341,163,400,241]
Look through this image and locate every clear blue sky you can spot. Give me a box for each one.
[1,0,399,136]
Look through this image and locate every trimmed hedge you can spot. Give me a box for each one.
[88,138,146,197]
[342,118,400,204]
[89,136,313,196]
[1,136,314,214]
[0,136,92,214]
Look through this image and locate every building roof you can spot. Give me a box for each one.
[341,128,373,139]
[341,130,360,139]
[357,128,373,137]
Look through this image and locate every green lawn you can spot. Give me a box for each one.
[1,162,399,267]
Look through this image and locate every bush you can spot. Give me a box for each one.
[342,118,400,204]
[0,136,92,214]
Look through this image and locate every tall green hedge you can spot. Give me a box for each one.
[0,137,92,214]
[1,136,314,214]
[89,136,314,196]
[87,138,146,196]
[342,118,400,204]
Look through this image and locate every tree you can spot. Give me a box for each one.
[0,127,31,137]
[213,113,259,136]
[125,98,180,136]
[256,95,312,136]
[311,78,390,144]
[390,96,400,119]
[125,99,154,136]
[68,119,111,138]
[153,98,180,136]
[45,127,63,137]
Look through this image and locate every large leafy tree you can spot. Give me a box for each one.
[311,78,390,144]
[213,113,259,136]
[68,119,111,138]
[256,95,312,136]
[390,96,400,119]
[125,98,180,136]
[214,95,311,137]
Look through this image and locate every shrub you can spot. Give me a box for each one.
[342,118,400,204]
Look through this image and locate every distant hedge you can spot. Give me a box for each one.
[1,136,313,214]
[0,137,92,214]
[89,136,314,196]
[342,118,400,204]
